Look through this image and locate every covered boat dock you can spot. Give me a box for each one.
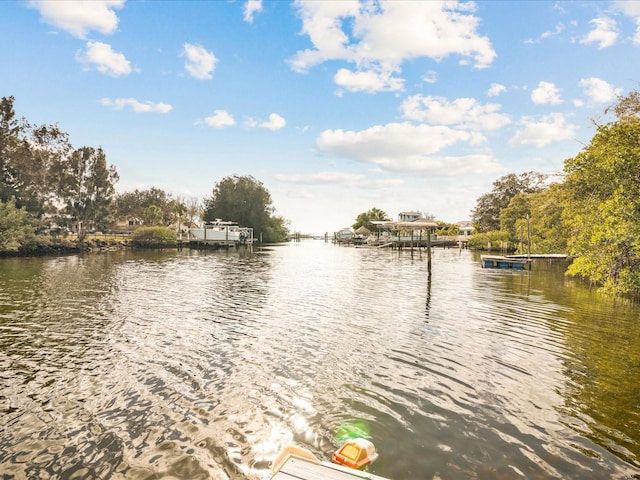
[368,219,438,249]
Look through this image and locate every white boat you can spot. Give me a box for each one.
[189,220,253,245]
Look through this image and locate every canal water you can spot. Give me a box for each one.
[1,241,639,480]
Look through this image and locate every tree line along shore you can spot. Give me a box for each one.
[2,93,640,297]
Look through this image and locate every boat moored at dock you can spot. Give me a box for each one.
[188,219,253,247]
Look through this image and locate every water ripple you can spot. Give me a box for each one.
[1,246,639,479]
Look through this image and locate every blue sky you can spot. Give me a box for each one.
[2,1,639,234]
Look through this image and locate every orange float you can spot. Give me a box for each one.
[331,438,379,470]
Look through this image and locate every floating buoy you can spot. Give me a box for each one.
[331,438,379,470]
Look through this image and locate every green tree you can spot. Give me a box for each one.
[499,193,530,241]
[435,221,460,236]
[472,171,547,232]
[264,215,290,243]
[527,184,567,254]
[0,96,70,216]
[352,207,390,230]
[54,146,119,243]
[0,96,24,205]
[203,175,288,243]
[116,187,185,227]
[499,184,568,255]
[562,95,640,295]
[143,205,163,226]
[0,198,35,252]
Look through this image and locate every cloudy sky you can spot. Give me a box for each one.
[2,0,639,234]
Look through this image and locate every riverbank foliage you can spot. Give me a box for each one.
[0,97,289,255]
[129,226,177,248]
[563,109,640,296]
[203,175,288,243]
[0,198,35,252]
[352,208,390,231]
[471,90,640,297]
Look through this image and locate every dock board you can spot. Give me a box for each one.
[481,255,528,269]
[271,458,389,480]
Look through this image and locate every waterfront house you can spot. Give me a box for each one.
[398,211,424,222]
[457,221,473,237]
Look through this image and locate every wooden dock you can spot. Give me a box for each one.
[177,239,253,250]
[481,255,529,269]
[270,457,389,480]
[269,443,390,480]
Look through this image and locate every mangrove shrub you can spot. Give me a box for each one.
[129,226,177,248]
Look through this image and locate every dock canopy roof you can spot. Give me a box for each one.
[370,220,437,230]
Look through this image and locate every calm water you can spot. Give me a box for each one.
[1,242,639,480]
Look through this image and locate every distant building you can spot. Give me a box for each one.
[457,221,474,236]
[398,211,423,222]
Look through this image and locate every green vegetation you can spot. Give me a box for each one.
[56,146,119,243]
[435,221,461,236]
[129,226,177,248]
[115,187,200,229]
[0,198,35,252]
[467,230,511,251]
[471,90,640,297]
[471,171,547,233]
[0,96,289,253]
[352,207,390,231]
[203,175,288,243]
[562,104,640,296]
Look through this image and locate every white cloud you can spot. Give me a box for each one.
[531,81,562,105]
[290,0,495,93]
[581,17,618,49]
[199,110,236,128]
[274,171,364,184]
[29,0,123,38]
[525,23,565,44]
[182,43,217,80]
[243,113,286,130]
[615,1,640,44]
[273,171,404,189]
[243,0,262,23]
[616,0,640,16]
[260,113,286,131]
[579,77,622,103]
[76,41,132,76]
[334,68,404,93]
[541,23,566,40]
[244,118,259,129]
[400,95,510,131]
[101,98,172,113]
[509,113,576,147]
[487,83,506,97]
[316,122,502,175]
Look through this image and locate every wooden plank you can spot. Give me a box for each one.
[272,458,386,480]
[270,472,303,480]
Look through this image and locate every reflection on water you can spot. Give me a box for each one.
[0,244,639,479]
